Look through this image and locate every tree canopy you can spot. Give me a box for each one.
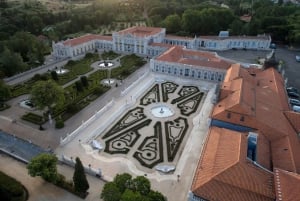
[27,153,58,183]
[73,157,89,194]
[30,80,65,112]
[101,173,166,201]
[0,79,11,102]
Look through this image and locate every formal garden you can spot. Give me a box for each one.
[98,81,205,170]
[5,51,146,128]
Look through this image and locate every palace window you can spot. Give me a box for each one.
[185,69,190,76]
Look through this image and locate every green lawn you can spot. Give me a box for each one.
[13,52,146,126]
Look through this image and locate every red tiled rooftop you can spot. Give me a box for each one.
[116,26,164,37]
[274,168,300,201]
[155,46,232,70]
[212,65,300,173]
[191,127,275,201]
[63,34,112,47]
[284,111,300,133]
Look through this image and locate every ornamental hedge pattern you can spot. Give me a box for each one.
[102,82,204,169]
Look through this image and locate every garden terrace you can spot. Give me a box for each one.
[99,81,206,170]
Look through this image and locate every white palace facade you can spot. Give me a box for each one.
[52,26,270,82]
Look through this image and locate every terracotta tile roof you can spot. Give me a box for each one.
[165,34,194,40]
[212,64,300,173]
[191,127,275,201]
[62,34,112,47]
[274,168,300,201]
[284,111,300,133]
[116,26,164,37]
[155,46,232,70]
[256,132,272,170]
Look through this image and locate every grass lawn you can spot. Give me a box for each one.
[13,52,146,126]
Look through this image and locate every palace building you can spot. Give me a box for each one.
[52,26,271,58]
[52,26,270,83]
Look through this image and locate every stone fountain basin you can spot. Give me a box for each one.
[151,105,174,118]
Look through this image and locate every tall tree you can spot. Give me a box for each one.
[30,80,65,120]
[131,176,151,196]
[0,79,11,102]
[101,173,166,201]
[101,182,122,201]
[27,153,58,183]
[114,173,132,193]
[162,14,182,33]
[0,47,27,77]
[73,157,89,194]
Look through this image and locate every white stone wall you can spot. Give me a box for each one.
[150,59,226,82]
[195,36,271,51]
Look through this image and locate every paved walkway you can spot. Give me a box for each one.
[55,73,216,201]
[0,153,104,201]
[0,53,215,200]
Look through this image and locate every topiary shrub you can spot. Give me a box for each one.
[55,118,64,129]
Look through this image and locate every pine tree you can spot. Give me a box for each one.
[73,157,89,195]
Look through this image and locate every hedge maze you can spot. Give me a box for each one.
[133,122,164,168]
[161,82,178,102]
[102,81,204,169]
[140,84,160,106]
[165,117,188,161]
[103,107,146,139]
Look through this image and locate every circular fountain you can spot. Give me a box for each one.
[98,61,114,68]
[151,105,174,118]
[55,68,69,75]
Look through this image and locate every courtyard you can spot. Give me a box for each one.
[55,72,216,200]
[98,81,206,171]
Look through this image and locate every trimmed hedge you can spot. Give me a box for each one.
[165,117,189,162]
[104,119,152,154]
[0,171,28,201]
[21,112,46,125]
[133,121,164,168]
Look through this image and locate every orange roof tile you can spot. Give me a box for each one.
[63,34,112,47]
[274,168,300,201]
[212,65,300,173]
[116,26,164,37]
[191,127,275,201]
[284,111,300,133]
[155,46,232,70]
[256,133,272,170]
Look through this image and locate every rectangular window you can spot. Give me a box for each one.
[185,69,190,76]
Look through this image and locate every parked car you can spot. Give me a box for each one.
[287,86,299,93]
[296,55,300,62]
[289,98,300,106]
[293,105,300,112]
[288,91,300,99]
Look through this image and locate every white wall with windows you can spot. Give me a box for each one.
[150,59,226,83]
